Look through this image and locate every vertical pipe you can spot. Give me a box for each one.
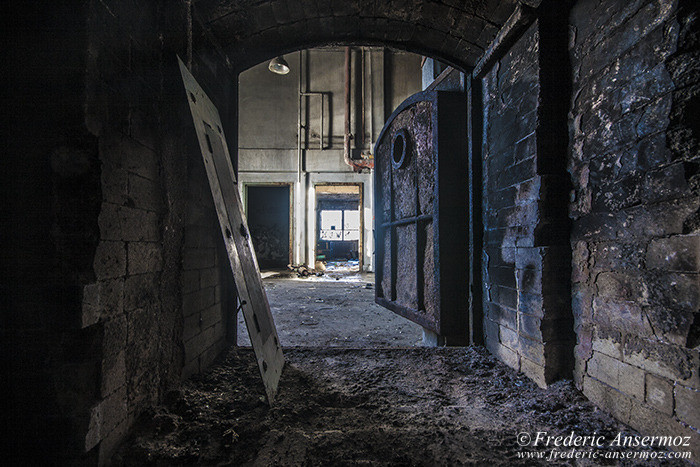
[360,47,366,152]
[294,51,302,266]
[298,51,303,182]
[368,49,374,149]
[344,46,352,167]
[343,47,373,170]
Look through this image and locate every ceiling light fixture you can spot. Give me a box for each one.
[268,55,290,75]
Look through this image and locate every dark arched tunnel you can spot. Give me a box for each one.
[2,0,699,464]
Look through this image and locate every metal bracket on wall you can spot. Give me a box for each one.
[300,92,325,150]
[178,56,284,404]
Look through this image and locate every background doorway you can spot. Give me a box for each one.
[315,184,362,272]
[245,185,292,268]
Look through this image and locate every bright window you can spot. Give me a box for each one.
[320,209,359,241]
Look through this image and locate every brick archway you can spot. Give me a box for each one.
[193,0,525,73]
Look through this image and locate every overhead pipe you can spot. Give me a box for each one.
[344,46,374,172]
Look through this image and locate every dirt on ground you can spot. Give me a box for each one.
[112,346,684,466]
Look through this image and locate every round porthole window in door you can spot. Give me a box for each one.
[391,129,410,170]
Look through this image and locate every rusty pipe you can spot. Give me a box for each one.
[343,46,374,172]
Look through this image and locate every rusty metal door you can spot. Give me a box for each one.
[374,91,469,343]
[178,57,284,403]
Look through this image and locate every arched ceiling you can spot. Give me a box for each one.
[193,0,534,72]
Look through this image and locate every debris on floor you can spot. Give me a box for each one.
[288,263,324,277]
[314,260,327,272]
[113,347,678,466]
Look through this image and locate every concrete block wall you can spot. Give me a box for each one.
[569,0,700,455]
[481,22,542,380]
[481,18,574,387]
[2,0,237,463]
[176,19,239,375]
[181,145,230,380]
[81,1,189,459]
[84,1,238,459]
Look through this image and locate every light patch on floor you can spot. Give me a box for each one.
[237,273,423,347]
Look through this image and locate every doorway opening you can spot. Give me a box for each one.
[315,183,362,273]
[244,184,292,269]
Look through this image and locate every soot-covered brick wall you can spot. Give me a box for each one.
[482,22,543,381]
[82,1,189,459]
[569,0,700,454]
[181,133,232,380]
[2,1,236,463]
[480,13,574,388]
[83,1,237,460]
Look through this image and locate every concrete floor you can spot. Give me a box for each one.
[237,272,424,348]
